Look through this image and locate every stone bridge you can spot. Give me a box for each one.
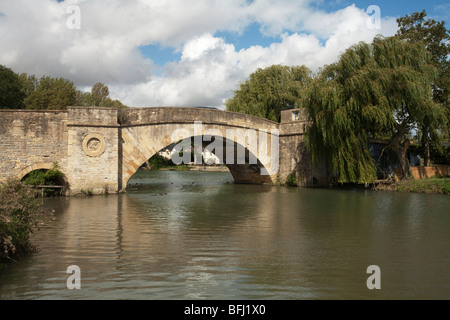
[0,106,330,195]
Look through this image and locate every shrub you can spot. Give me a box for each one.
[148,153,175,170]
[0,180,53,269]
[22,163,65,197]
[286,173,298,187]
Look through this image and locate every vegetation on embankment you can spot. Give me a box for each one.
[0,180,53,271]
[21,163,66,197]
[375,176,450,195]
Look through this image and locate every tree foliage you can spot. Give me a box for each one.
[99,97,129,109]
[226,65,312,122]
[0,180,52,268]
[0,65,129,110]
[0,65,25,109]
[305,36,446,183]
[395,10,450,165]
[22,75,77,110]
[91,82,110,107]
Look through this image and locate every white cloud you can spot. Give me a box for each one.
[0,0,398,108]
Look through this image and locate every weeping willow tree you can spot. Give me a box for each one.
[305,36,447,183]
[396,10,450,166]
[226,65,312,122]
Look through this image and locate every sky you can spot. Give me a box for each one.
[0,0,449,109]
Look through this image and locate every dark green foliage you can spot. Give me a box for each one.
[23,75,77,110]
[305,36,446,183]
[148,153,176,170]
[226,65,312,122]
[99,97,129,109]
[285,174,297,186]
[409,144,450,166]
[22,164,65,197]
[1,66,129,110]
[396,10,450,165]
[0,65,25,109]
[0,180,53,269]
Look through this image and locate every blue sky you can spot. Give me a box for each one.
[1,0,449,108]
[139,0,450,68]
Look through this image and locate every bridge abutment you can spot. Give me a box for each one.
[279,108,333,187]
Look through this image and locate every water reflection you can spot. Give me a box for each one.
[0,171,449,300]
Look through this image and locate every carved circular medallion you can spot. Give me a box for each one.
[82,133,106,157]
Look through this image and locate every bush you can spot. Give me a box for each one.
[148,153,175,170]
[0,180,53,269]
[22,163,65,197]
[22,164,65,186]
[286,173,298,187]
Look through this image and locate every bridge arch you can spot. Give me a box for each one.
[120,121,279,191]
[17,162,61,181]
[17,162,70,195]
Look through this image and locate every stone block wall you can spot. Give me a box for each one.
[394,166,449,181]
[66,107,120,195]
[279,108,332,187]
[0,110,69,183]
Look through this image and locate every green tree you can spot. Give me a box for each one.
[305,36,446,183]
[99,97,128,109]
[18,73,38,99]
[75,90,93,107]
[396,10,450,165]
[0,65,25,109]
[91,82,109,107]
[24,76,77,110]
[226,65,312,122]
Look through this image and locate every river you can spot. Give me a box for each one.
[0,170,449,300]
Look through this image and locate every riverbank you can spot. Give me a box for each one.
[374,177,450,194]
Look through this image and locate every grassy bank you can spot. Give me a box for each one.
[376,177,450,194]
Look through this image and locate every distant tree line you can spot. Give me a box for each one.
[0,67,128,110]
[226,10,450,183]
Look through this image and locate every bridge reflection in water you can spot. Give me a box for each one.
[0,171,448,300]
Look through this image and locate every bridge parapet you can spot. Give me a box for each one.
[121,107,279,131]
[67,106,119,127]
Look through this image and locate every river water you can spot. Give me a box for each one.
[0,170,449,300]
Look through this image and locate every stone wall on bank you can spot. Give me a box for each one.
[394,166,449,181]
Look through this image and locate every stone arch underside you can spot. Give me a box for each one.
[120,123,279,190]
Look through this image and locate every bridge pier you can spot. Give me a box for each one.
[66,107,122,195]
